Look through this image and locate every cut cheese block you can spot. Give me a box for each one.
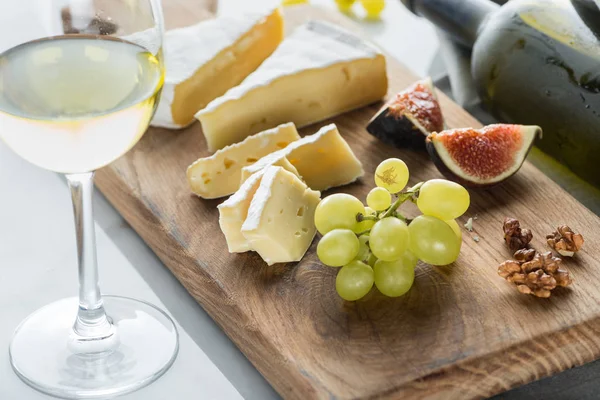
[241,124,363,191]
[217,170,263,253]
[151,7,284,129]
[241,166,321,265]
[187,123,300,199]
[196,20,388,151]
[218,164,303,253]
[239,151,299,185]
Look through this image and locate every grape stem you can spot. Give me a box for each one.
[356,213,378,222]
[380,182,424,219]
[393,213,411,224]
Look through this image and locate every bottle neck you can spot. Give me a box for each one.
[404,0,500,47]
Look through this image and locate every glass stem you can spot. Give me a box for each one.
[66,172,112,339]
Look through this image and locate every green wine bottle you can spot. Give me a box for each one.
[402,0,600,187]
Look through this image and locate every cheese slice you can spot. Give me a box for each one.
[217,170,264,253]
[196,20,388,151]
[187,123,300,199]
[241,166,321,265]
[241,124,363,191]
[239,151,299,185]
[218,163,304,253]
[151,7,284,129]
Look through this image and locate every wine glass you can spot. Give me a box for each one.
[0,0,178,398]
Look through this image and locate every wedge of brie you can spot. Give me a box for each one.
[196,20,388,151]
[241,124,364,191]
[218,169,266,253]
[187,122,300,199]
[152,7,284,129]
[241,166,321,265]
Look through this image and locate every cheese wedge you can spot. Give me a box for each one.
[152,7,284,129]
[218,170,263,253]
[239,151,299,185]
[187,123,300,199]
[218,164,304,253]
[196,20,388,151]
[241,166,321,265]
[241,124,363,191]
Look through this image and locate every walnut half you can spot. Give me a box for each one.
[546,225,584,257]
[498,249,572,298]
[503,217,533,252]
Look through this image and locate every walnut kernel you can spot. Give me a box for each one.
[503,217,533,251]
[498,250,572,298]
[546,225,584,257]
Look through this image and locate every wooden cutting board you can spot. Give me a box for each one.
[95,3,600,399]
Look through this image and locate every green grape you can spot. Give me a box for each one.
[353,206,376,234]
[374,158,409,194]
[402,250,419,269]
[366,187,392,211]
[354,235,370,262]
[369,217,409,261]
[367,253,378,267]
[335,0,356,11]
[336,261,374,301]
[445,219,462,241]
[374,258,415,297]
[315,193,365,235]
[361,0,385,18]
[317,229,359,267]
[408,215,460,266]
[417,179,470,220]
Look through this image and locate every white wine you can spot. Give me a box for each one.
[0,35,163,173]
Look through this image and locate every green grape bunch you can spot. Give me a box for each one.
[314,158,470,301]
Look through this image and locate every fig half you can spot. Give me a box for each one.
[367,77,443,149]
[426,124,542,187]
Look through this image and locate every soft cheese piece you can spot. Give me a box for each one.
[241,166,321,265]
[196,20,388,151]
[241,124,363,191]
[239,151,299,184]
[218,170,264,253]
[218,165,304,253]
[187,123,300,199]
[151,7,284,129]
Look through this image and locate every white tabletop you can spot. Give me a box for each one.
[0,1,436,398]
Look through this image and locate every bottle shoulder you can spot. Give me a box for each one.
[475,0,599,57]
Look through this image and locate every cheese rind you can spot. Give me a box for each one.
[241,166,321,265]
[196,20,388,151]
[187,123,300,199]
[218,162,303,253]
[152,8,284,129]
[218,170,265,253]
[241,124,363,191]
[240,151,300,184]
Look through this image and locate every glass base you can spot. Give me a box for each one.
[9,296,179,399]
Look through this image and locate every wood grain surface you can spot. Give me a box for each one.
[95,3,600,399]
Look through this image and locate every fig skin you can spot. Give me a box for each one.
[367,77,443,149]
[368,114,429,149]
[426,124,542,188]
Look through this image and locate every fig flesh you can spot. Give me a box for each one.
[367,77,443,148]
[426,124,542,186]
